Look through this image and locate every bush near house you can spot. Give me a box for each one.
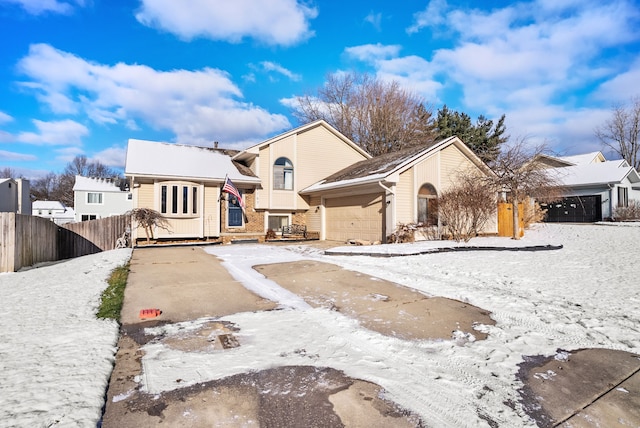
[613,200,640,221]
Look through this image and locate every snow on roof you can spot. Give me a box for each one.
[553,161,640,187]
[556,151,605,165]
[73,175,124,192]
[32,200,67,210]
[125,139,260,183]
[0,178,14,184]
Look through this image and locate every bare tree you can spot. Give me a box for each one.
[1,167,17,178]
[292,72,436,156]
[595,96,640,170]
[490,139,562,239]
[438,173,497,242]
[30,172,61,201]
[128,208,170,243]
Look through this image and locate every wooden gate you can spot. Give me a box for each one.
[498,203,524,237]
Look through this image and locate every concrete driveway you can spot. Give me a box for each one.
[101,245,640,427]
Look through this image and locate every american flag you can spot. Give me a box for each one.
[222,176,245,210]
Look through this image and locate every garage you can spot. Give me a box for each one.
[541,195,602,223]
[325,193,384,242]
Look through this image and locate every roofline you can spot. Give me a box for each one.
[125,173,261,185]
[300,173,389,194]
[232,120,372,161]
[301,136,496,194]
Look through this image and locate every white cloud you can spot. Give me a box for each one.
[593,57,640,103]
[16,119,88,145]
[364,11,382,31]
[0,150,37,161]
[135,0,318,46]
[91,146,126,169]
[259,61,301,81]
[356,0,640,152]
[0,111,14,124]
[344,43,402,63]
[0,0,85,15]
[406,0,449,34]
[17,44,291,145]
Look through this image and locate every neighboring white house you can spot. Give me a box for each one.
[73,175,133,222]
[0,178,31,214]
[32,200,75,224]
[537,151,640,222]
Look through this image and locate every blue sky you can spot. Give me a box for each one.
[1,0,639,178]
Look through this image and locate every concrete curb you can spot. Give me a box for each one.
[324,244,564,257]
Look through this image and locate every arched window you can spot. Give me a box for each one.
[417,183,438,226]
[274,157,293,190]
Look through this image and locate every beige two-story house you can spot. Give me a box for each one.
[124,120,497,243]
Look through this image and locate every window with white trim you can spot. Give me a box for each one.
[618,187,629,207]
[417,183,438,226]
[87,192,103,204]
[159,182,199,217]
[81,214,97,221]
[273,157,293,190]
[268,215,289,232]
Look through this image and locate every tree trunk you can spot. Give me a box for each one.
[512,197,520,240]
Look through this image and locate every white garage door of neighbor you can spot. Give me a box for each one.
[325,193,384,242]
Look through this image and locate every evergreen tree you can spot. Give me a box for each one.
[435,105,507,164]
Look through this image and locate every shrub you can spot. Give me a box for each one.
[438,177,496,242]
[613,200,640,221]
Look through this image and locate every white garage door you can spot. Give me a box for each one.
[325,193,384,242]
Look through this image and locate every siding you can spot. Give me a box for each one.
[138,183,155,209]
[203,185,220,236]
[305,195,322,232]
[440,145,472,191]
[396,170,414,225]
[255,146,271,209]
[297,126,370,191]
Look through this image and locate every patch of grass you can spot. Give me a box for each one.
[97,263,130,321]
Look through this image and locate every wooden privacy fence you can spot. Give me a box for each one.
[497,202,524,238]
[0,213,131,273]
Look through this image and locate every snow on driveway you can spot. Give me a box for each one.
[1,224,639,427]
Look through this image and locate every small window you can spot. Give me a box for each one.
[127,193,132,200]
[268,215,289,232]
[161,186,167,213]
[87,192,103,204]
[274,157,293,190]
[171,185,178,214]
[192,187,197,214]
[417,183,438,226]
[182,186,188,214]
[618,187,629,207]
[81,214,97,221]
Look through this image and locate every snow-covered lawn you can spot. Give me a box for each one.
[0,249,132,428]
[1,224,638,427]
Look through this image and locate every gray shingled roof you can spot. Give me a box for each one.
[322,140,442,184]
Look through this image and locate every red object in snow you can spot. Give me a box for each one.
[139,308,162,319]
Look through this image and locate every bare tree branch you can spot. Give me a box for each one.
[292,72,436,156]
[595,96,640,169]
